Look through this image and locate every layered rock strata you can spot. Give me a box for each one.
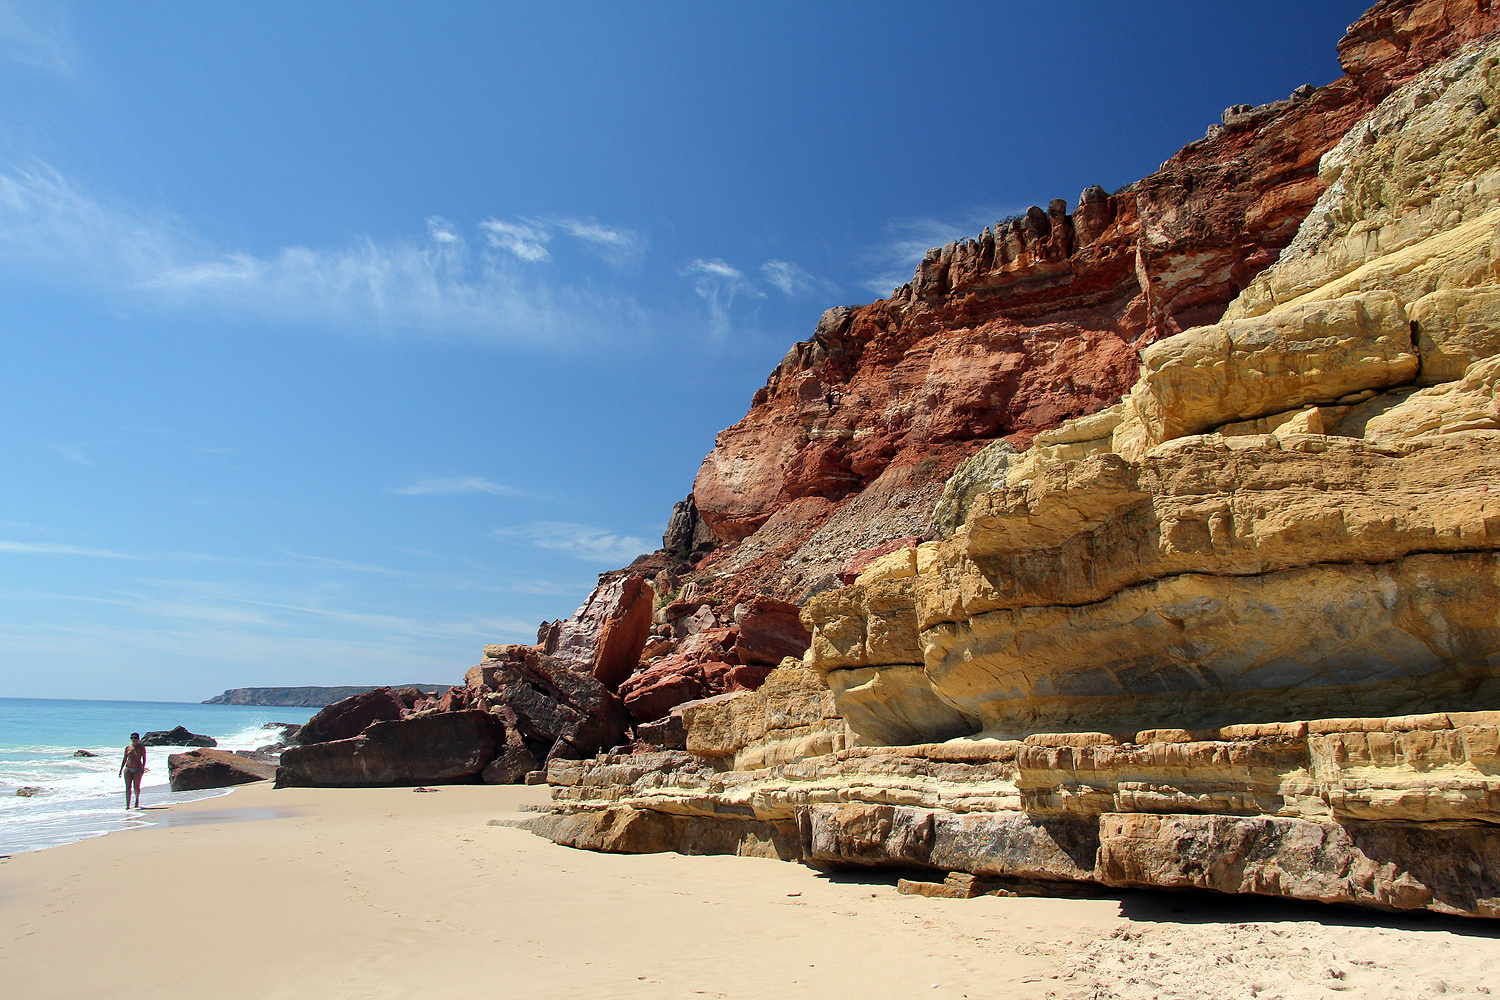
[670,1,1495,608]
[516,5,1500,922]
[506,2,1500,743]
[804,32,1500,745]
[519,710,1500,918]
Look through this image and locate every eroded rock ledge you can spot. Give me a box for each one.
[517,709,1500,919]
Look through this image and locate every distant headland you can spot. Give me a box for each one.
[203,685,446,707]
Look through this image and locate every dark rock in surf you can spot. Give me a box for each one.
[141,726,217,747]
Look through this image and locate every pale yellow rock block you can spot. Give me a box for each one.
[853,547,917,586]
[1014,733,1317,819]
[1004,433,1116,488]
[1364,354,1500,438]
[1006,402,1127,487]
[965,452,1142,556]
[862,577,924,666]
[1109,394,1152,464]
[919,551,1500,739]
[681,659,850,769]
[914,541,942,575]
[803,586,867,670]
[1133,291,1416,448]
[904,434,1500,636]
[1411,287,1500,385]
[1267,209,1500,317]
[1218,404,1352,437]
[1029,403,1127,448]
[805,575,925,672]
[1308,724,1500,823]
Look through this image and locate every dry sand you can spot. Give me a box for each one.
[2,782,1498,1000]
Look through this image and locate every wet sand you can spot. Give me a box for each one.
[2,781,1497,1000]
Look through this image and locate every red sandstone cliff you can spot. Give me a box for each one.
[460,1,1500,740]
[669,0,1500,606]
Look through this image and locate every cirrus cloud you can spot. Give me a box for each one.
[0,163,650,346]
[389,476,524,498]
[495,521,650,564]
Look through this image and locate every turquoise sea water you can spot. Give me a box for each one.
[0,697,318,855]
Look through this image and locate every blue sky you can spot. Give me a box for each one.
[0,1,1369,700]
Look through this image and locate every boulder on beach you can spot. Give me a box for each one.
[141,726,217,747]
[275,710,505,787]
[168,749,278,791]
[295,688,406,746]
[465,644,631,763]
[15,786,42,797]
[72,749,97,757]
[480,730,541,785]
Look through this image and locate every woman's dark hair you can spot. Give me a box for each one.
[130,733,139,740]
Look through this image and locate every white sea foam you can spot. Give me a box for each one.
[0,716,304,855]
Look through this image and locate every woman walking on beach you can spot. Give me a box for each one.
[119,733,146,809]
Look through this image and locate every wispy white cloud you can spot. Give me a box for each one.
[480,218,551,262]
[50,443,91,466]
[0,586,542,690]
[269,548,583,597]
[388,475,523,497]
[0,519,63,534]
[761,259,837,298]
[552,216,642,265]
[0,165,194,280]
[688,258,744,281]
[479,214,643,266]
[0,1,73,76]
[0,164,648,345]
[0,539,139,559]
[555,217,633,247]
[683,257,762,342]
[497,521,649,564]
[425,215,461,244]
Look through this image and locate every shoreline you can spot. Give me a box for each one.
[3,782,1500,1000]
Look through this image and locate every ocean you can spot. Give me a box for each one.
[0,697,318,856]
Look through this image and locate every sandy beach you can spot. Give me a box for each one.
[0,783,1496,1000]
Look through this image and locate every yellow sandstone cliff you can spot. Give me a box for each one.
[518,12,1500,921]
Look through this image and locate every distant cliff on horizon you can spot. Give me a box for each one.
[204,684,446,707]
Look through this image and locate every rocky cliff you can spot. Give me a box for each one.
[204,684,444,707]
[513,2,1500,921]
[548,0,1500,738]
[809,24,1500,745]
[673,0,1498,609]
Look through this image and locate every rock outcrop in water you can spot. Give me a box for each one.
[141,726,216,748]
[512,2,1500,920]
